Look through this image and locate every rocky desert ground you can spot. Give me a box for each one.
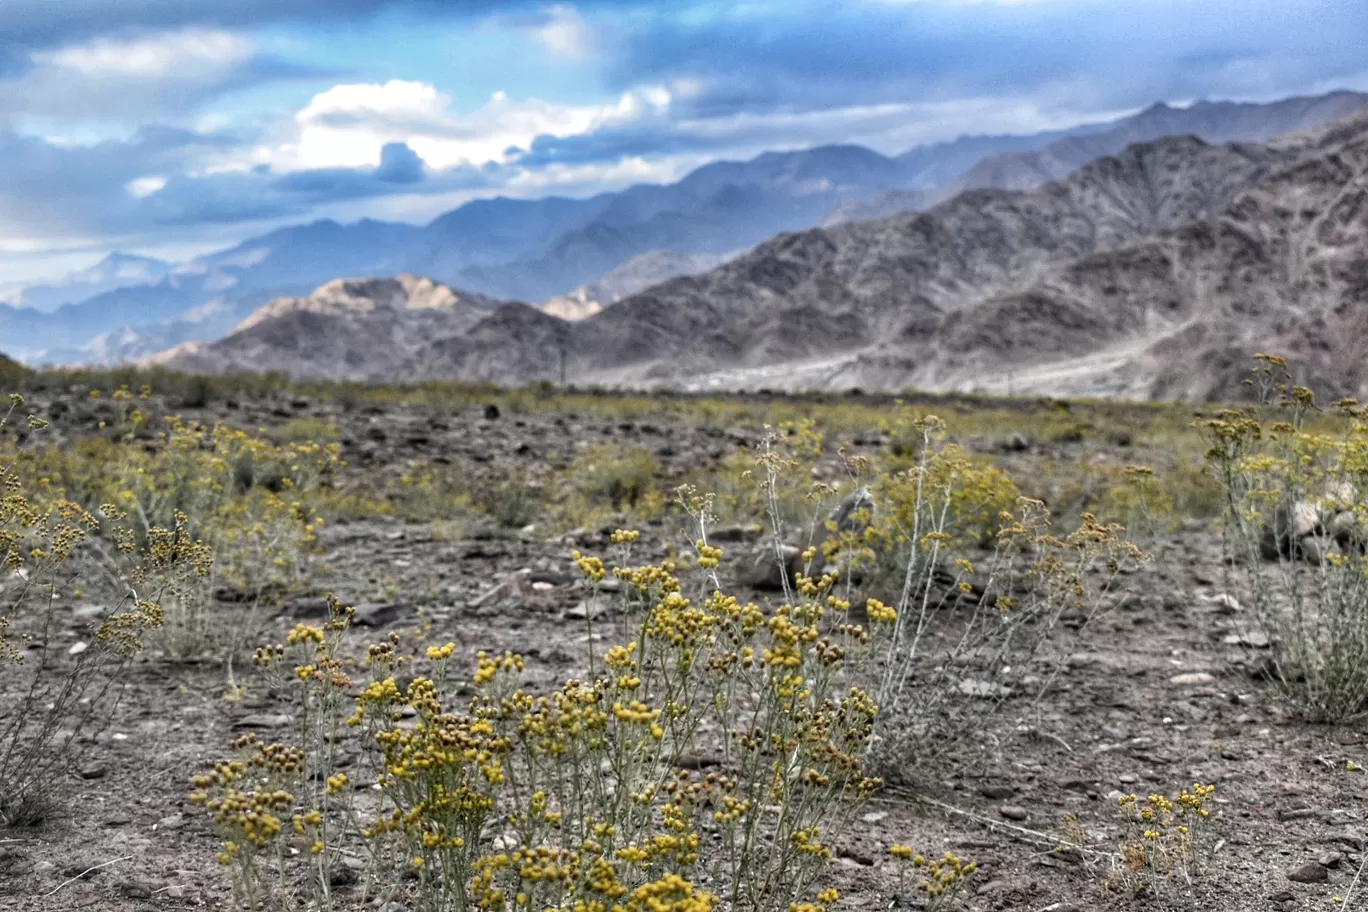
[2,372,1367,912]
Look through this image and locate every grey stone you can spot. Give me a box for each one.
[352,603,409,627]
[1287,861,1329,883]
[235,713,293,730]
[998,805,1029,821]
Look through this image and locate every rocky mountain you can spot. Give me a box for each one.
[831,90,1368,225]
[155,275,509,381]
[167,105,1368,401]
[32,89,1368,371]
[541,249,737,321]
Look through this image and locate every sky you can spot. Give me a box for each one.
[1,0,1366,284]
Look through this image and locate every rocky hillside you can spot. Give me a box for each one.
[832,90,1368,225]
[161,107,1368,400]
[540,249,737,321]
[154,275,511,381]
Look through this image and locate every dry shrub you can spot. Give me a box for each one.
[1203,355,1368,721]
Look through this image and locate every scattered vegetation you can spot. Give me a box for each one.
[1203,355,1368,721]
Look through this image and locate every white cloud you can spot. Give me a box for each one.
[126,176,168,198]
[246,79,672,173]
[0,29,264,120]
[534,5,595,59]
[39,29,255,77]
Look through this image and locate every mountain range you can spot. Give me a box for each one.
[6,89,1365,371]
[160,101,1368,401]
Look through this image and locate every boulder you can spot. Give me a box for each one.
[740,541,804,590]
[1330,510,1367,553]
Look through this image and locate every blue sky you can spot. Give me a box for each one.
[1,0,1366,283]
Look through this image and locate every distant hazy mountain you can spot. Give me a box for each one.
[168,105,1368,401]
[23,89,1368,368]
[0,253,172,315]
[829,90,1368,225]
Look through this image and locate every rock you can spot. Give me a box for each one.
[352,603,408,627]
[1206,593,1243,614]
[1287,861,1329,883]
[484,404,501,420]
[740,542,803,591]
[998,805,1029,821]
[1000,432,1031,452]
[1169,672,1215,686]
[235,713,293,730]
[957,679,1012,698]
[71,604,109,623]
[710,524,763,543]
[119,881,154,900]
[77,763,107,780]
[68,641,88,656]
[1299,534,1339,565]
[979,784,1018,800]
[860,810,888,824]
[285,596,331,618]
[1263,500,1323,559]
[1330,511,1366,552]
[157,813,186,830]
[565,597,609,621]
[33,860,56,876]
[1319,851,1344,869]
[1222,630,1271,648]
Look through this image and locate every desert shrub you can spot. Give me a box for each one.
[1107,783,1217,895]
[888,845,977,910]
[195,530,888,911]
[748,417,1139,778]
[9,391,334,660]
[547,444,664,530]
[1202,355,1368,721]
[271,416,342,445]
[0,394,204,824]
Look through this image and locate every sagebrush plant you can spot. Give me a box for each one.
[1107,783,1216,895]
[0,393,205,825]
[1202,355,1368,721]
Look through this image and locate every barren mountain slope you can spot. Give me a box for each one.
[159,111,1368,399]
[543,134,1304,383]
[833,91,1368,225]
[909,110,1368,400]
[156,275,510,381]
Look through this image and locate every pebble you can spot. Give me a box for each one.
[1319,851,1344,869]
[1168,672,1215,686]
[68,641,89,656]
[33,860,56,876]
[119,881,153,900]
[859,811,888,824]
[1287,861,1330,883]
[235,713,293,730]
[77,763,107,780]
[565,597,608,621]
[157,813,186,830]
[979,784,1017,800]
[998,805,1029,821]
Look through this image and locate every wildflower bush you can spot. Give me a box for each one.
[0,393,207,824]
[750,415,1141,776]
[7,388,335,660]
[888,844,977,911]
[1202,355,1368,721]
[193,410,1137,911]
[1108,783,1216,895]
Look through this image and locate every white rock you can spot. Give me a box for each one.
[68,641,89,656]
[1168,672,1216,686]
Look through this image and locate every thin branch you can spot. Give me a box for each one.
[44,854,133,896]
